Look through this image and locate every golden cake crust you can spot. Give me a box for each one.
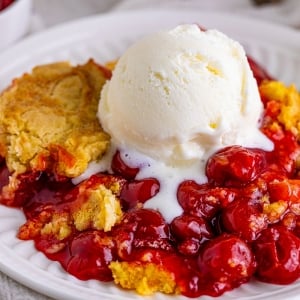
[109,261,178,295]
[259,80,300,139]
[0,59,110,177]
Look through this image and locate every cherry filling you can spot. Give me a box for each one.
[0,58,300,298]
[206,145,267,187]
[59,231,117,282]
[0,0,14,11]
[170,214,213,256]
[253,226,300,284]
[120,178,160,209]
[197,234,256,296]
[111,150,139,180]
[0,129,298,298]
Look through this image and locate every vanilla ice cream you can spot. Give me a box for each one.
[96,24,273,221]
[99,24,273,167]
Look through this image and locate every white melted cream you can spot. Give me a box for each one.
[73,131,273,223]
[119,146,208,222]
[72,127,274,224]
[72,142,208,223]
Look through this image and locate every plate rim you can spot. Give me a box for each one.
[1,9,300,61]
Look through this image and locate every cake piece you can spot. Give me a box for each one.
[0,59,110,177]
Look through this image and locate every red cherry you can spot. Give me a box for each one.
[221,198,267,241]
[0,0,14,11]
[206,146,267,187]
[111,150,139,180]
[177,238,201,256]
[197,234,256,293]
[171,214,213,256]
[177,180,236,219]
[66,231,117,281]
[265,129,300,177]
[171,214,213,242]
[120,178,159,209]
[0,163,10,192]
[122,209,170,240]
[113,209,172,259]
[253,226,300,284]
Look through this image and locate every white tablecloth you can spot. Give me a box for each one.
[1,0,300,299]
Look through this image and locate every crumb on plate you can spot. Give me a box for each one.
[109,261,178,295]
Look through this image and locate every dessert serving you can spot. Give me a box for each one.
[0,23,300,299]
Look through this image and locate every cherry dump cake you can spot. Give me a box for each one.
[0,24,300,298]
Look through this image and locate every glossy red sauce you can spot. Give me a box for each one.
[0,0,14,11]
[1,58,300,297]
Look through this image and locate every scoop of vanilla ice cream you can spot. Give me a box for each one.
[98,24,273,166]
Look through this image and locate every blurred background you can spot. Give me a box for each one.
[0,0,300,299]
[30,0,300,31]
[0,0,300,52]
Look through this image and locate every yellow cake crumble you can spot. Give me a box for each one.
[259,80,300,138]
[72,183,123,232]
[18,179,123,245]
[109,261,178,296]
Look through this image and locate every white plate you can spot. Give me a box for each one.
[0,10,300,300]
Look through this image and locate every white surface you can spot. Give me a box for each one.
[0,0,32,50]
[113,0,300,29]
[1,8,300,300]
[27,0,300,32]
